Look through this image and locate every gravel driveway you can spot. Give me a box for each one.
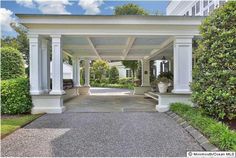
[1,112,203,157]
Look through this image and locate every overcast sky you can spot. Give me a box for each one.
[1,0,169,37]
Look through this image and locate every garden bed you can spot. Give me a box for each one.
[170,103,236,151]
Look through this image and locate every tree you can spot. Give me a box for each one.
[92,59,109,83]
[191,1,236,120]
[1,47,25,80]
[122,60,139,81]
[109,66,119,84]
[115,3,148,15]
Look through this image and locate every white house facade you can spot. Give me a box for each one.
[167,0,227,16]
[108,61,132,79]
[17,14,204,114]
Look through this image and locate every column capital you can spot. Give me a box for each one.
[50,34,61,38]
[174,36,193,44]
[27,34,39,38]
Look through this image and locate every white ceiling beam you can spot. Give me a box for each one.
[145,37,174,60]
[86,37,101,59]
[63,45,90,50]
[123,37,136,59]
[63,50,73,57]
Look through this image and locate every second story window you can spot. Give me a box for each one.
[209,4,215,13]
[192,5,195,16]
[196,1,200,14]
[203,9,208,16]
[204,0,208,7]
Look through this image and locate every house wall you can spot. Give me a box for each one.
[109,61,131,79]
[167,0,227,16]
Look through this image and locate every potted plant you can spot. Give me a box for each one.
[156,77,171,93]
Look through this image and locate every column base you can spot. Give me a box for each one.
[133,86,151,95]
[156,93,193,112]
[31,95,65,114]
[172,89,192,94]
[49,90,65,95]
[30,90,44,95]
[79,86,91,95]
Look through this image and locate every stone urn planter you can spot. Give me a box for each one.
[156,77,171,93]
[158,82,169,93]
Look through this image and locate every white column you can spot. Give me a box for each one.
[84,59,90,87]
[50,35,65,95]
[28,34,43,95]
[141,59,150,87]
[72,57,81,87]
[41,38,50,92]
[172,36,193,94]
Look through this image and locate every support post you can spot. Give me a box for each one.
[141,59,150,87]
[84,59,90,87]
[72,57,81,87]
[41,38,50,92]
[172,36,193,94]
[50,35,65,95]
[28,34,43,95]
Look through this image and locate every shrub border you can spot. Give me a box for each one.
[165,110,219,151]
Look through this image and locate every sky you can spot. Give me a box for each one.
[1,0,169,37]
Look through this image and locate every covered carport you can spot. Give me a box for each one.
[16,14,203,114]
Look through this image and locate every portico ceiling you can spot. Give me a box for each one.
[17,14,204,60]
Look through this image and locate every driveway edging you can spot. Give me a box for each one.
[165,111,219,151]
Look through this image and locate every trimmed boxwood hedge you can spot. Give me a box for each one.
[191,1,236,120]
[1,47,25,80]
[1,78,32,114]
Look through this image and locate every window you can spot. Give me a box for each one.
[219,0,226,6]
[209,4,214,13]
[204,0,208,7]
[196,1,200,14]
[192,5,195,16]
[126,70,131,78]
[186,11,189,16]
[203,9,208,16]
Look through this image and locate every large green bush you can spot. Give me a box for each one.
[1,47,25,80]
[191,2,236,120]
[109,66,119,84]
[1,78,32,114]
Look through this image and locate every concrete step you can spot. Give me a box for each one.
[144,91,158,101]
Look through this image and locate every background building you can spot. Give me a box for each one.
[167,0,227,16]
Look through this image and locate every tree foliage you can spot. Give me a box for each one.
[191,1,236,120]
[115,3,148,15]
[1,78,32,114]
[1,47,25,80]
[91,59,110,82]
[109,66,119,84]
[122,60,139,81]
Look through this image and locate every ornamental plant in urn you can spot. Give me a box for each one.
[156,77,170,93]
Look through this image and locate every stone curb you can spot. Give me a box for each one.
[165,111,219,151]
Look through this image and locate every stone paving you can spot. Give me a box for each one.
[65,87,156,112]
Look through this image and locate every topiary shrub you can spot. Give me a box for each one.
[191,1,236,120]
[1,47,25,80]
[109,66,119,84]
[1,78,32,114]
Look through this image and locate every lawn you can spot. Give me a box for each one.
[1,114,43,138]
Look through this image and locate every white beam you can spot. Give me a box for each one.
[145,37,174,60]
[123,37,136,59]
[86,37,101,59]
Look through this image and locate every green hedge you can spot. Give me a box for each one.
[91,82,134,90]
[109,66,119,84]
[1,78,32,114]
[170,103,236,151]
[191,2,236,120]
[1,47,25,80]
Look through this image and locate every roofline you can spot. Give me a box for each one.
[15,14,205,18]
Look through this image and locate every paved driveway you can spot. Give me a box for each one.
[1,112,202,157]
[1,88,203,157]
